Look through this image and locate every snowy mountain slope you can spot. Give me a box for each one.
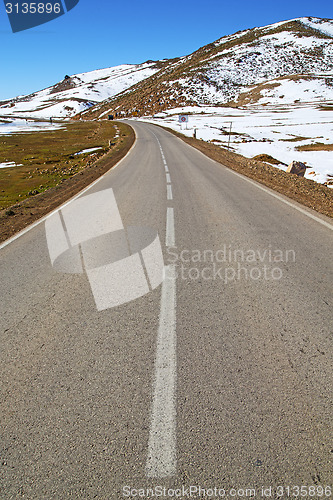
[83,17,333,119]
[1,17,332,120]
[0,61,167,119]
[299,17,333,37]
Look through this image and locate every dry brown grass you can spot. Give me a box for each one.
[279,135,311,142]
[252,154,285,165]
[319,105,333,111]
[295,143,333,151]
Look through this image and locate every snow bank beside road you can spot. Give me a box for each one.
[139,104,333,186]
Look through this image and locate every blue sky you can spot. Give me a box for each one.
[0,0,332,100]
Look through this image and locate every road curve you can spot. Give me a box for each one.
[0,121,332,498]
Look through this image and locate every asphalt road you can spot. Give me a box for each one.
[0,121,332,499]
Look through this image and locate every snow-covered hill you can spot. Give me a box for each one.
[86,16,333,119]
[0,17,332,120]
[0,61,166,119]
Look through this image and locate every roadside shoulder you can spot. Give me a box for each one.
[157,124,333,219]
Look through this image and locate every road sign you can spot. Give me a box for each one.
[178,115,189,123]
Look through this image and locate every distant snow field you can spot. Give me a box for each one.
[0,118,64,135]
[139,104,333,186]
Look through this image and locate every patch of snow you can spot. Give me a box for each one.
[214,29,252,46]
[0,118,64,135]
[0,162,23,168]
[259,19,295,31]
[259,77,333,104]
[74,147,103,155]
[299,17,333,38]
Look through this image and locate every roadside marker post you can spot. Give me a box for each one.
[227,122,232,150]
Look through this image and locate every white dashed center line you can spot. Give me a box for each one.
[146,264,177,478]
[146,132,177,477]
